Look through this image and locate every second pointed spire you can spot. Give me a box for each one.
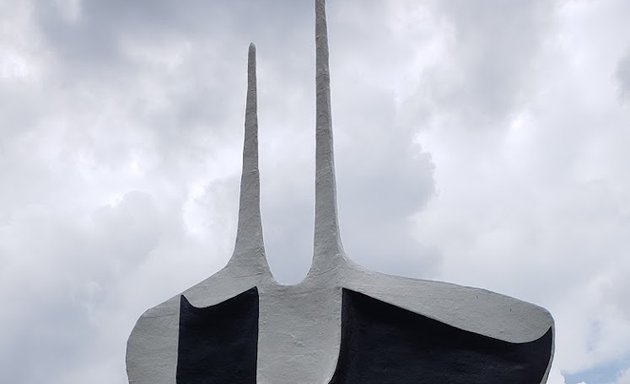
[312,0,346,274]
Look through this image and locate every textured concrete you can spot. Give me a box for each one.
[126,0,554,383]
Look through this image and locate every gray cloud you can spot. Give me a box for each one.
[617,50,630,102]
[406,0,554,131]
[2,0,630,383]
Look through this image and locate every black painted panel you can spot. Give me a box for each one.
[177,288,259,384]
[329,289,553,384]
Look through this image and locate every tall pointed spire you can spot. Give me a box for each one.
[312,0,345,274]
[229,43,269,273]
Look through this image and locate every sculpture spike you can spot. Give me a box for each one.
[311,0,346,274]
[229,43,269,273]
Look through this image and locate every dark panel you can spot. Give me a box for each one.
[330,289,553,384]
[177,288,259,384]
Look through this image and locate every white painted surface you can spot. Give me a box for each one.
[126,1,554,383]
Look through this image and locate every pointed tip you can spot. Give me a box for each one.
[248,43,256,67]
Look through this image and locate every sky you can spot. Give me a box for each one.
[1,0,629,383]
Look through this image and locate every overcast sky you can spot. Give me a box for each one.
[1,0,630,383]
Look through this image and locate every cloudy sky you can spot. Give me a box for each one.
[1,0,630,382]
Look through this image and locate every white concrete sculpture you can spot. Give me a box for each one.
[126,1,554,383]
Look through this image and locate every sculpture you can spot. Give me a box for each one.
[126,1,554,383]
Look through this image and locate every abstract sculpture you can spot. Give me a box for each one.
[126,1,554,383]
